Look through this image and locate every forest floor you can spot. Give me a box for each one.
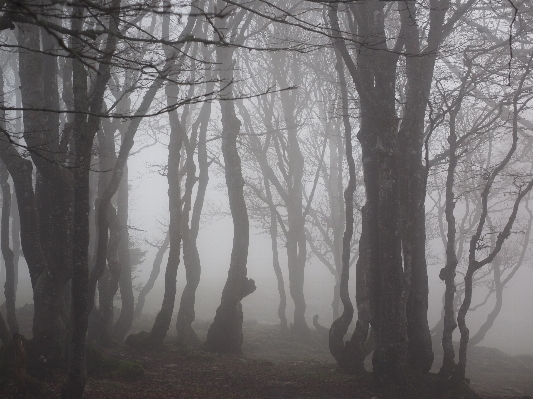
[1,307,533,398]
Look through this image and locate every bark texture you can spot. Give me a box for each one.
[203,11,255,351]
[62,3,120,396]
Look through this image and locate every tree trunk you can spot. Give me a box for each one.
[134,232,169,319]
[11,188,20,299]
[0,67,18,336]
[87,0,197,332]
[62,3,120,395]
[328,45,363,373]
[439,107,460,379]
[468,257,502,347]
[203,36,255,353]
[454,67,533,382]
[148,95,183,345]
[16,20,73,376]
[272,53,308,334]
[113,159,135,342]
[239,99,287,333]
[0,161,19,334]
[93,123,121,347]
[327,121,345,323]
[148,10,189,340]
[397,0,449,373]
[176,82,211,346]
[97,205,122,347]
[266,179,288,333]
[175,120,201,347]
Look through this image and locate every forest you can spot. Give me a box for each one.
[0,0,532,398]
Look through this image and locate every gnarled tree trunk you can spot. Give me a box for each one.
[203,18,255,351]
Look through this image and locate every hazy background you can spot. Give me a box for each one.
[7,125,533,357]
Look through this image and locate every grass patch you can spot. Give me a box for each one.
[87,345,144,380]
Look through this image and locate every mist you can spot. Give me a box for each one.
[1,0,533,398]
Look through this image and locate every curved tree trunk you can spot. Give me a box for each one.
[148,4,192,341]
[272,52,308,334]
[113,159,135,342]
[11,182,20,300]
[176,76,211,346]
[175,117,200,347]
[148,90,183,345]
[10,60,21,301]
[437,74,475,378]
[87,0,197,334]
[334,2,405,387]
[238,99,287,333]
[176,236,201,347]
[0,161,19,335]
[470,201,532,346]
[0,70,18,336]
[327,122,345,323]
[134,231,169,319]
[96,205,122,347]
[439,106,460,380]
[454,67,533,382]
[468,259,502,347]
[203,25,255,352]
[328,44,359,372]
[93,122,121,347]
[176,57,209,347]
[266,179,288,333]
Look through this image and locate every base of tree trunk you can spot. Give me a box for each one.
[27,333,65,379]
[312,315,328,337]
[87,309,116,348]
[176,324,200,348]
[291,318,310,336]
[203,303,244,354]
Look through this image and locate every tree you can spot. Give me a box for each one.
[203,0,257,353]
[175,40,214,347]
[327,0,478,387]
[0,67,17,336]
[134,230,169,319]
[148,0,202,345]
[443,54,533,383]
[0,1,208,396]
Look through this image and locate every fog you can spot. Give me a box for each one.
[1,0,533,398]
[8,149,533,355]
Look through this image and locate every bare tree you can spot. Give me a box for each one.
[203,0,256,353]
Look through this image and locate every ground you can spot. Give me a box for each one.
[1,308,533,398]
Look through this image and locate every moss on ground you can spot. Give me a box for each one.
[87,345,144,380]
